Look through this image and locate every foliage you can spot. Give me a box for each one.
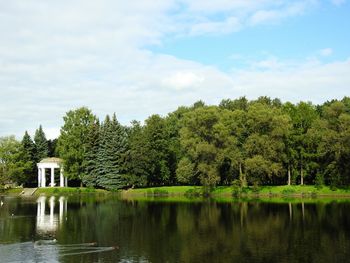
[3,96,350,190]
[57,107,97,182]
[96,114,128,190]
[34,125,48,162]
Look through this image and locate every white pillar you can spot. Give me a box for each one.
[38,168,41,187]
[60,168,64,187]
[42,168,46,187]
[50,168,55,187]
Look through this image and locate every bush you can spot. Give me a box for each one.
[231,179,242,198]
[315,174,324,190]
[330,185,337,191]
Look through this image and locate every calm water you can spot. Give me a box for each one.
[0,195,349,263]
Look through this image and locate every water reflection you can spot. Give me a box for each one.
[0,196,350,262]
[36,196,67,235]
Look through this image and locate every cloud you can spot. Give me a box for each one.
[319,48,333,57]
[249,1,312,26]
[0,0,348,139]
[230,57,350,102]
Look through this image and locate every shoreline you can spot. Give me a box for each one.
[2,185,350,199]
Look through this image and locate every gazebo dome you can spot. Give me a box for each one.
[39,157,63,164]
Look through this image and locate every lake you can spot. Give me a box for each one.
[0,194,349,263]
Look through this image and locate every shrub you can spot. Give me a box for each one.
[231,179,242,198]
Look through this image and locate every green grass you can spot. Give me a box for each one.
[123,186,198,196]
[35,187,109,195]
[122,185,350,197]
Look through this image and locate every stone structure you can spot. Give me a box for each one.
[37,158,67,187]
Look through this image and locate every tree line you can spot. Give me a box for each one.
[0,126,56,186]
[1,96,350,189]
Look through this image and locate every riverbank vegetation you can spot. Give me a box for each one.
[1,96,350,191]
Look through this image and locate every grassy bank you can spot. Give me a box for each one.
[35,187,109,195]
[122,185,350,198]
[2,185,350,198]
[1,187,109,196]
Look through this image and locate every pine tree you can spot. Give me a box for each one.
[96,114,128,190]
[21,131,37,186]
[34,125,48,162]
[82,120,100,187]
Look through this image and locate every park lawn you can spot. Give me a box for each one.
[123,185,350,197]
[123,186,198,195]
[35,187,109,195]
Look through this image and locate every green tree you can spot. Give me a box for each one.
[96,114,128,190]
[143,115,172,186]
[82,120,100,187]
[34,125,48,162]
[0,136,31,186]
[180,106,221,188]
[243,103,290,185]
[20,131,37,186]
[123,121,149,187]
[57,107,97,184]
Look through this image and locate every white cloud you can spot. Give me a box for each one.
[0,0,348,139]
[162,72,204,90]
[230,57,350,102]
[319,48,333,57]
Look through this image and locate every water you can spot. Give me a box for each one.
[0,195,350,263]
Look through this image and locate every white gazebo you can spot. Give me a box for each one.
[37,157,67,187]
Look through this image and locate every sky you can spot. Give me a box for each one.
[0,0,349,139]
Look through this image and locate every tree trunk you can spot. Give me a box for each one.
[287,164,291,186]
[239,162,246,187]
[300,164,304,185]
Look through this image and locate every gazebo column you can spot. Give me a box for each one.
[50,168,55,187]
[60,168,64,187]
[42,168,46,187]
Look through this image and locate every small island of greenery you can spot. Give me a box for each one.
[1,96,350,197]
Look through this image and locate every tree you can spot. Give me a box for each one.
[82,120,100,187]
[288,102,318,185]
[123,121,149,187]
[20,131,37,186]
[180,106,221,188]
[96,114,128,190]
[57,107,97,184]
[143,115,172,186]
[176,157,195,184]
[34,125,48,162]
[243,102,290,185]
[0,136,31,186]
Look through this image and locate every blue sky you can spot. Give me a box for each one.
[152,1,350,70]
[0,0,349,139]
